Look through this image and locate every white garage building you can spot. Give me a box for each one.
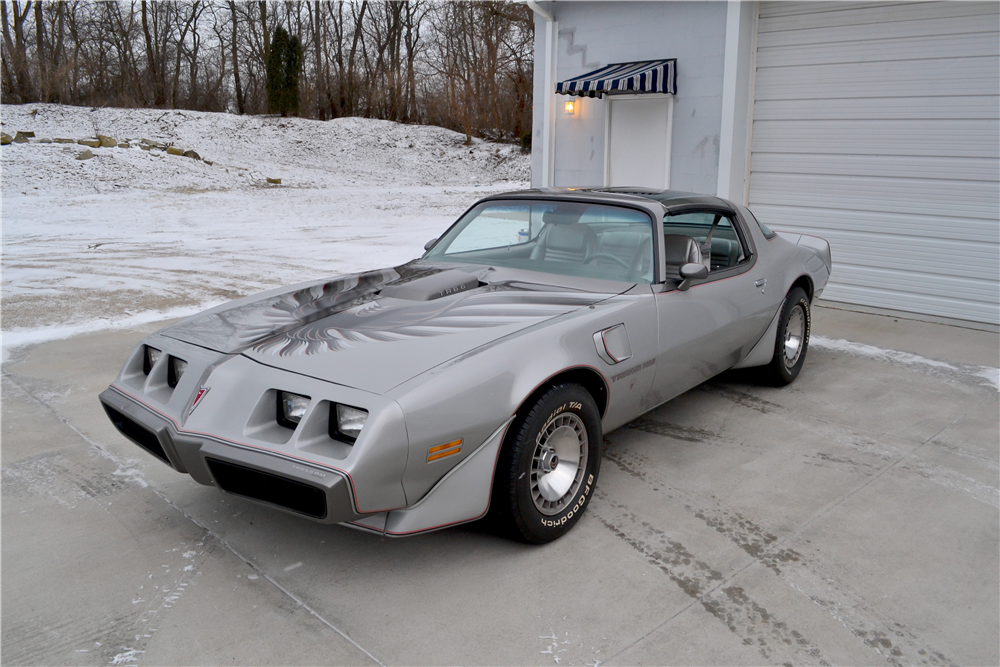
[528,1,999,326]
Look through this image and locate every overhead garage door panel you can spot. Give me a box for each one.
[751,119,998,158]
[756,31,999,68]
[758,13,998,48]
[750,1,1000,324]
[759,0,994,27]
[752,205,1000,244]
[760,2,936,20]
[750,171,998,219]
[755,58,1000,100]
[769,228,1000,283]
[823,281,998,325]
[751,154,1000,182]
[754,96,999,122]
[826,265,997,308]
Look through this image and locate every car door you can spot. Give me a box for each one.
[649,207,773,405]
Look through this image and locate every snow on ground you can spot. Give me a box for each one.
[1,103,530,354]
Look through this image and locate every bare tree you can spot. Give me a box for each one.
[2,0,35,102]
[1,0,532,144]
[223,1,241,113]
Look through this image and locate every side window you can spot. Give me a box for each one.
[664,211,748,272]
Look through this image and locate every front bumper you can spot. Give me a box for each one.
[100,385,361,523]
[98,334,411,524]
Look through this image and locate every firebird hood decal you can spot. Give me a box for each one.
[161,263,619,393]
[161,268,402,353]
[251,288,609,357]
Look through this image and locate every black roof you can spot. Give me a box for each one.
[493,187,735,213]
[586,187,732,211]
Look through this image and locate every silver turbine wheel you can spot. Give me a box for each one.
[783,304,806,367]
[531,413,588,515]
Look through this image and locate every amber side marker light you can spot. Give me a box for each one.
[427,439,463,462]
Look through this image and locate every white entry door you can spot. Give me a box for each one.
[606,95,674,189]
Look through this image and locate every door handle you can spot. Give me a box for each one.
[754,279,767,288]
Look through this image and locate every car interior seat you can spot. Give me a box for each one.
[710,238,740,270]
[663,234,703,278]
[529,212,598,263]
[593,230,654,275]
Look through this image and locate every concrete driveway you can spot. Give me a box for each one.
[2,305,997,666]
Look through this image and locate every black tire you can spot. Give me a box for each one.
[490,383,602,544]
[762,286,811,386]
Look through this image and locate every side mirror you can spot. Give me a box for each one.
[423,237,438,251]
[678,262,708,291]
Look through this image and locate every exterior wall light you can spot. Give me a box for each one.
[564,99,577,115]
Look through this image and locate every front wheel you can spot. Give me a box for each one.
[762,286,811,386]
[491,384,602,544]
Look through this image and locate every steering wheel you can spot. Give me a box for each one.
[584,253,632,270]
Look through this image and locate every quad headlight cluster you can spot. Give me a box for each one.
[331,404,368,444]
[142,345,187,388]
[167,358,187,388]
[277,391,310,429]
[143,346,162,375]
[276,391,368,444]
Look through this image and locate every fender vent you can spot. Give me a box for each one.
[206,458,327,519]
[103,404,171,466]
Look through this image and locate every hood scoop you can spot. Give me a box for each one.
[379,269,482,301]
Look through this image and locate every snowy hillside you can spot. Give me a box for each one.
[1,104,530,353]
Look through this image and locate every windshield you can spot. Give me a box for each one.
[423,200,655,284]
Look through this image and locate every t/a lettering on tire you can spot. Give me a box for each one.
[763,286,811,386]
[491,383,601,544]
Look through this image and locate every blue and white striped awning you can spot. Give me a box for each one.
[556,59,677,98]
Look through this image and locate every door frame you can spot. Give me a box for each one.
[603,93,675,189]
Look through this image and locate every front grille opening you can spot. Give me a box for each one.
[206,458,327,519]
[103,404,171,465]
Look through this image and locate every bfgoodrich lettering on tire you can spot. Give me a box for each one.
[491,383,601,544]
[764,286,811,386]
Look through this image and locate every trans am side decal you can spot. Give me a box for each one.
[610,358,656,383]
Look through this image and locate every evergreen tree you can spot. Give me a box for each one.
[266,26,303,116]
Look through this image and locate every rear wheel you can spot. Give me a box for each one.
[491,384,601,544]
[763,286,811,386]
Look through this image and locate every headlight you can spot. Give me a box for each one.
[167,357,187,388]
[330,404,368,444]
[277,391,310,429]
[143,346,162,375]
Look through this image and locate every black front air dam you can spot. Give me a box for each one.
[206,458,328,519]
[99,388,186,472]
[99,386,364,524]
[197,439,359,524]
[103,404,169,464]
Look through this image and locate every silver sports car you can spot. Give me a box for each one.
[99,188,831,543]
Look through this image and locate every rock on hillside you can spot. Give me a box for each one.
[0,103,530,193]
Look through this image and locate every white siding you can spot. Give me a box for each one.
[749,1,1000,325]
[536,1,728,192]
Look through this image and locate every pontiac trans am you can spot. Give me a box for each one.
[99,188,831,543]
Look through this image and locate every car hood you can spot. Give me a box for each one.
[161,264,620,394]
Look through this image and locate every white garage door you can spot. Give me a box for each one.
[749,1,1000,325]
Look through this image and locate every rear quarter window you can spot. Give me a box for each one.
[744,207,777,239]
